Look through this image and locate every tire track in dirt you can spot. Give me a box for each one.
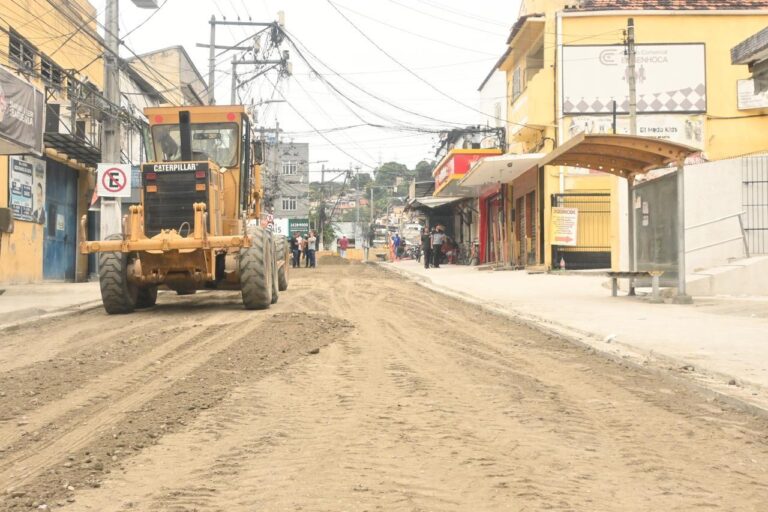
[0,285,322,509]
[12,265,768,511]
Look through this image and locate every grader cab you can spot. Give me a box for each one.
[81,105,290,314]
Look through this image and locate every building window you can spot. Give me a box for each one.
[511,66,522,102]
[281,196,297,211]
[281,161,297,175]
[9,30,37,72]
[41,56,64,89]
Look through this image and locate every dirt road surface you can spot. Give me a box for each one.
[1,264,767,511]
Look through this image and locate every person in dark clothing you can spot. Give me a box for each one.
[421,228,432,269]
[289,232,301,268]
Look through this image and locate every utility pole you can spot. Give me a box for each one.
[101,0,158,239]
[208,16,216,104]
[354,166,361,245]
[625,18,637,284]
[100,0,122,239]
[626,18,637,136]
[198,12,288,106]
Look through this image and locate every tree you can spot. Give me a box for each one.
[414,160,435,181]
[374,161,409,187]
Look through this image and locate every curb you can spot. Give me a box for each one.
[376,262,768,419]
[0,299,104,333]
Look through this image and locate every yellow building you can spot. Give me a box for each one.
[495,0,768,270]
[0,0,104,283]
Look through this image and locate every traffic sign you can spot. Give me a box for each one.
[97,163,132,198]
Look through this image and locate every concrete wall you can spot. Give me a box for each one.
[684,158,747,272]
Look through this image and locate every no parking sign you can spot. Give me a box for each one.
[97,163,132,198]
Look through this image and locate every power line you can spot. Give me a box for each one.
[329,1,499,57]
[122,0,170,40]
[325,0,537,131]
[265,75,377,170]
[282,28,469,129]
[384,0,507,36]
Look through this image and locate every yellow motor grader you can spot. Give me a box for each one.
[80,105,290,313]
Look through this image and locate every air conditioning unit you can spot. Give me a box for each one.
[0,208,14,234]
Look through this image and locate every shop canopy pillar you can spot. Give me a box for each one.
[538,133,699,303]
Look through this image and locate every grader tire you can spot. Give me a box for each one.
[270,239,279,305]
[99,235,138,315]
[136,286,158,309]
[275,236,289,291]
[240,227,272,310]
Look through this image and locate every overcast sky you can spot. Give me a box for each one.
[95,0,521,178]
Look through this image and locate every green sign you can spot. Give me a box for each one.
[288,218,310,234]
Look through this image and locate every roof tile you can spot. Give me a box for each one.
[570,0,768,10]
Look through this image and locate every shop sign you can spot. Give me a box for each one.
[8,155,46,223]
[566,114,705,150]
[0,65,44,155]
[288,218,309,235]
[551,207,578,246]
[562,44,706,114]
[737,79,768,110]
[272,217,289,235]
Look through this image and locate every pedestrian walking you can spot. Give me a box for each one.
[431,226,445,268]
[421,228,431,269]
[307,230,317,268]
[393,233,402,261]
[339,235,349,258]
[362,236,370,261]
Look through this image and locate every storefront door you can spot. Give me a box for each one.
[43,160,78,281]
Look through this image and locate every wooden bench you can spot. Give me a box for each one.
[605,271,665,299]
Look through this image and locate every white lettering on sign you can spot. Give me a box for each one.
[152,163,200,172]
[97,163,132,198]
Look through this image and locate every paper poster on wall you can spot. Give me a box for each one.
[737,79,768,110]
[562,44,706,115]
[9,157,33,221]
[551,207,578,246]
[8,155,45,223]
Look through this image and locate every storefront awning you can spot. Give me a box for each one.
[44,133,101,168]
[460,153,544,187]
[406,196,464,211]
[537,132,699,177]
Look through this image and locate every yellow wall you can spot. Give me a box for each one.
[0,1,103,283]
[0,158,44,282]
[0,1,104,89]
[503,8,768,269]
[562,13,768,160]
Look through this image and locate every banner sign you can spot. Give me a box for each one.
[737,79,768,110]
[566,114,705,149]
[9,155,46,223]
[562,44,706,115]
[0,65,44,155]
[97,163,132,198]
[288,218,309,235]
[551,207,578,246]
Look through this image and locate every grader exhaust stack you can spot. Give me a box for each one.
[81,105,290,314]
